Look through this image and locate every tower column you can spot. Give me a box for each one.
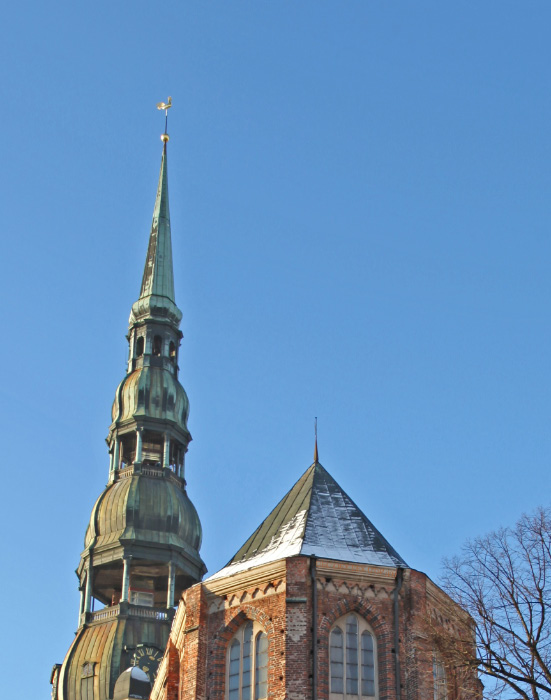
[121,556,132,602]
[167,561,176,608]
[182,450,186,480]
[163,434,170,469]
[78,586,85,627]
[135,428,143,464]
[113,437,120,471]
[84,565,93,614]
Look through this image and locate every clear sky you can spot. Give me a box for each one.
[2,2,551,697]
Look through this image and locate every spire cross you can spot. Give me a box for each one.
[156,96,172,142]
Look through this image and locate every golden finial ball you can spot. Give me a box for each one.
[161,133,170,143]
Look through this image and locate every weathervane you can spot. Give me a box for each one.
[156,96,172,142]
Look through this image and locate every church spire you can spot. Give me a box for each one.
[55,102,205,700]
[129,141,182,328]
[139,142,175,302]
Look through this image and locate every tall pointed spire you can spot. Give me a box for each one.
[139,143,175,302]
[130,139,182,328]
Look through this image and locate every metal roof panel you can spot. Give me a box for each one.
[208,462,407,580]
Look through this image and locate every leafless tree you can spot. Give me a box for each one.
[439,507,551,699]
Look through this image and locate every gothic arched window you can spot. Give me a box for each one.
[227,621,269,700]
[433,657,447,700]
[330,615,377,699]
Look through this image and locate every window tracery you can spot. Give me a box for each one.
[227,621,268,700]
[330,614,377,699]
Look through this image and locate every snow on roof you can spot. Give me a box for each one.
[208,462,407,581]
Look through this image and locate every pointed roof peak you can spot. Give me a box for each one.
[139,142,175,302]
[129,141,182,328]
[208,460,407,580]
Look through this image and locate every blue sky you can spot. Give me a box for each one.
[2,2,551,697]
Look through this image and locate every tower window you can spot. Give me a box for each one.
[130,589,154,607]
[81,662,95,700]
[433,657,447,700]
[227,621,268,700]
[153,335,162,356]
[330,615,377,699]
[136,336,144,357]
[119,434,135,467]
[169,341,176,361]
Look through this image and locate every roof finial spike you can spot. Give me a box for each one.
[314,417,319,464]
[157,96,172,143]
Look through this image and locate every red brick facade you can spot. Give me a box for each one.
[150,556,481,700]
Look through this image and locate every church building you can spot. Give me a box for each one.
[51,118,481,700]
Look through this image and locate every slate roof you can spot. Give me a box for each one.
[209,461,407,580]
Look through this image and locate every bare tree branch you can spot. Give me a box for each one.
[436,507,551,700]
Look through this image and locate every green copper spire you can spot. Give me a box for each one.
[54,109,205,700]
[130,141,182,328]
[140,143,175,301]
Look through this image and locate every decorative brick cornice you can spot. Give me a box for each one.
[204,559,287,597]
[316,559,399,584]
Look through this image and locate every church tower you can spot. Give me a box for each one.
[51,123,206,700]
[51,108,482,700]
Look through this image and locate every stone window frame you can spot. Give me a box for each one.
[329,613,378,700]
[433,655,447,700]
[226,619,269,700]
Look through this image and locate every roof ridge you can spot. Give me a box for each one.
[299,461,324,549]
[301,464,407,567]
[224,464,315,567]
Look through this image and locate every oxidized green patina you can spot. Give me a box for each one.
[54,135,205,700]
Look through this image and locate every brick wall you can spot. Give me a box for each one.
[152,557,479,700]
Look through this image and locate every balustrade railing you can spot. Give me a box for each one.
[86,602,173,624]
[116,463,182,482]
